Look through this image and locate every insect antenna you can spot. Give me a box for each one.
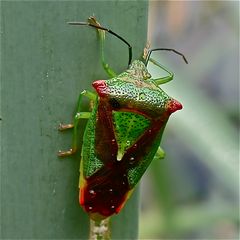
[145,48,188,65]
[68,21,132,66]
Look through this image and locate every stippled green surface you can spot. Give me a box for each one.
[113,111,150,159]
[104,61,172,117]
[82,97,104,178]
[0,1,148,239]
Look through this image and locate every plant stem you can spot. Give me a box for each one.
[89,218,111,240]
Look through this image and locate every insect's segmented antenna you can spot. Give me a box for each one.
[146,48,188,65]
[68,21,132,66]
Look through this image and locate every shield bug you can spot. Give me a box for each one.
[58,16,187,221]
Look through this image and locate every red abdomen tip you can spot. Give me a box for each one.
[167,99,183,114]
[92,80,108,97]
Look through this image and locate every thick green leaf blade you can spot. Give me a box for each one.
[0,1,148,239]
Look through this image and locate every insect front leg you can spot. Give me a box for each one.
[149,58,174,86]
[58,112,91,157]
[58,90,96,157]
[68,16,132,77]
[93,21,117,78]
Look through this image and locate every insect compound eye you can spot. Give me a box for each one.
[109,98,121,109]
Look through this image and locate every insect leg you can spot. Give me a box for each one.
[98,27,117,78]
[149,58,174,86]
[58,90,96,157]
[68,16,132,77]
[58,114,91,157]
[58,123,74,130]
[82,17,118,77]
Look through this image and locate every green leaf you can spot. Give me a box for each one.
[0,1,148,239]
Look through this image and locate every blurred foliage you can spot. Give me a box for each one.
[139,1,239,239]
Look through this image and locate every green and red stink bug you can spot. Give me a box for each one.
[58,17,187,221]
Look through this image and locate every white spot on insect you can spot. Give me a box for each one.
[88,206,93,210]
[89,189,95,195]
[129,157,135,164]
[111,205,115,209]
[109,188,113,192]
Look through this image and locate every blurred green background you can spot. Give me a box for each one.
[139,1,239,239]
